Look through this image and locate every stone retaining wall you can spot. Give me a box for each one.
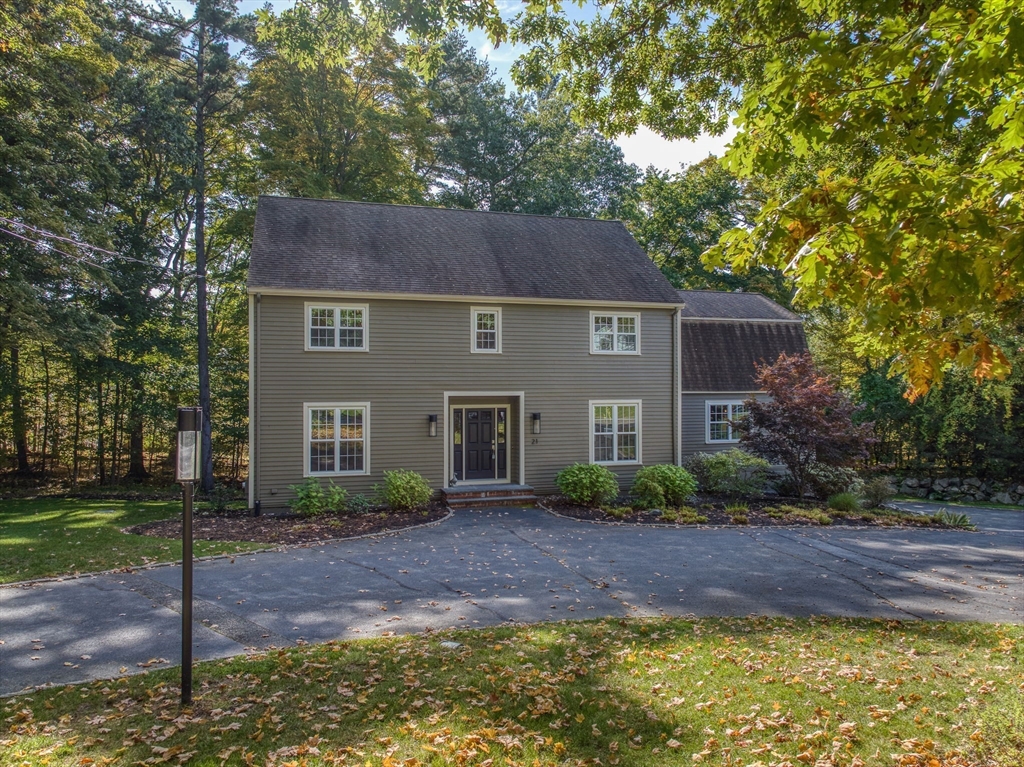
[899,477,1024,506]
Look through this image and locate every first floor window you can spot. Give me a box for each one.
[707,401,749,443]
[591,312,639,353]
[307,403,368,474]
[591,401,641,463]
[306,304,367,350]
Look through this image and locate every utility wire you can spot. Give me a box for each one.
[0,217,163,268]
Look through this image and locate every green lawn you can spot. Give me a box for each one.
[2,617,1021,767]
[0,497,266,583]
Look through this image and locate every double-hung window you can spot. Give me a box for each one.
[590,401,641,464]
[706,401,749,443]
[471,307,502,353]
[591,312,640,354]
[306,304,368,351]
[305,403,369,476]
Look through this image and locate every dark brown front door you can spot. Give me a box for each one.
[453,407,508,482]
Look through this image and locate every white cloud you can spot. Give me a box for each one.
[615,125,739,173]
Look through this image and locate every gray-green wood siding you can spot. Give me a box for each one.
[680,392,769,458]
[252,295,675,510]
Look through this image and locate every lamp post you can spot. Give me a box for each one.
[176,407,202,706]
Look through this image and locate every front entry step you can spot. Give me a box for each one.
[442,483,536,509]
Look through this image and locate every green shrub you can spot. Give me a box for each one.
[631,465,697,506]
[805,462,862,500]
[347,493,373,514]
[378,470,432,511]
[289,477,326,517]
[861,477,894,508]
[631,475,666,510]
[556,463,619,506]
[324,481,349,513]
[827,492,860,512]
[934,509,976,530]
[684,449,771,496]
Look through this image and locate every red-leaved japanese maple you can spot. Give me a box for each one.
[740,352,872,497]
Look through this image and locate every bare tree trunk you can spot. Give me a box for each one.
[127,376,149,478]
[10,344,30,473]
[72,372,82,489]
[41,344,51,474]
[195,17,214,493]
[96,379,106,485]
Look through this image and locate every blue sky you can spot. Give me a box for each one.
[167,0,734,172]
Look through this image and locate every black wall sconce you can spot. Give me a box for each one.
[427,414,438,437]
[532,412,542,435]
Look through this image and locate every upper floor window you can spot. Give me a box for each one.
[591,312,640,354]
[306,303,368,351]
[472,307,502,353]
[706,401,749,443]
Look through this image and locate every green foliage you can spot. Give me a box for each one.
[934,510,976,531]
[378,469,432,511]
[555,463,619,506]
[860,478,894,509]
[620,159,789,301]
[324,481,349,514]
[289,477,326,516]
[827,492,860,513]
[684,449,771,497]
[630,475,665,510]
[659,506,707,524]
[347,493,373,514]
[601,505,633,520]
[514,0,1024,394]
[805,463,862,501]
[631,465,697,506]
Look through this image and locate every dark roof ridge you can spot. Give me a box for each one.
[255,194,628,226]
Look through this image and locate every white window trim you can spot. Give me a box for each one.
[589,399,643,465]
[303,401,371,477]
[589,311,641,355]
[304,302,369,352]
[470,306,502,354]
[705,400,749,444]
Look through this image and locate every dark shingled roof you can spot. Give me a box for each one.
[680,322,808,391]
[678,289,801,320]
[248,196,682,304]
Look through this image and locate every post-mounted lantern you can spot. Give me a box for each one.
[176,407,203,482]
[176,407,202,706]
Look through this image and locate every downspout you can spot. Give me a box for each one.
[673,307,681,466]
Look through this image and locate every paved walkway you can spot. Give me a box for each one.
[2,504,1021,695]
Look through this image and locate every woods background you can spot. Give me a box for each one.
[2,0,1021,492]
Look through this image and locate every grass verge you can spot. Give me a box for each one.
[0,498,266,583]
[2,617,1021,766]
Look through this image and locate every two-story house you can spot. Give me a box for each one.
[247,197,809,511]
[247,196,684,511]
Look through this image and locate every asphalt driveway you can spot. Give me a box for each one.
[2,503,1021,695]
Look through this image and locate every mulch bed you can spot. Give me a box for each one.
[125,501,449,545]
[544,495,953,528]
